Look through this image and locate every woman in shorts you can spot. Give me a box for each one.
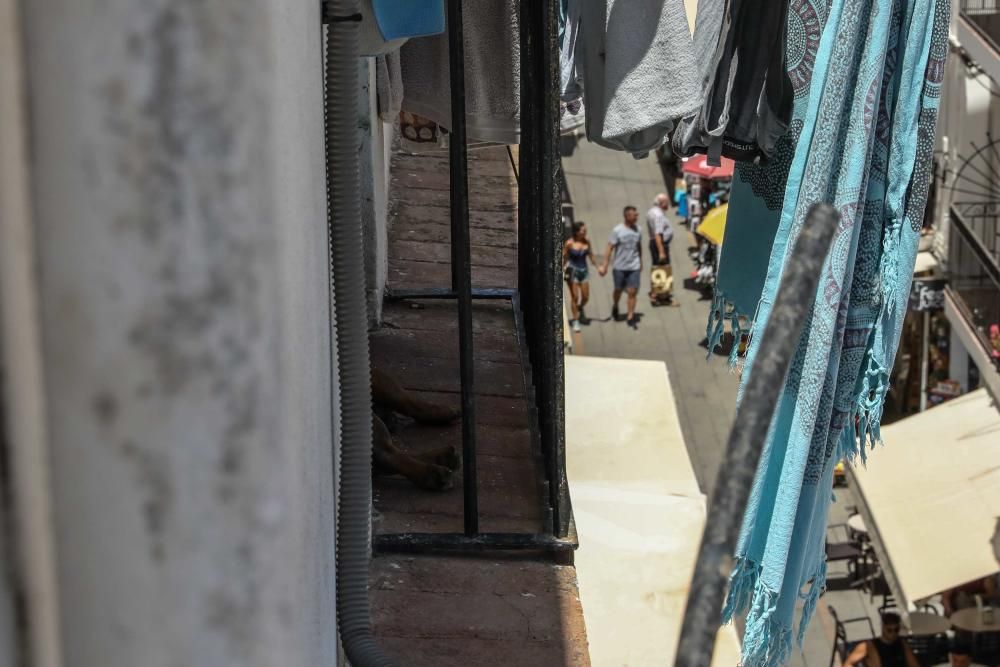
[563,221,598,333]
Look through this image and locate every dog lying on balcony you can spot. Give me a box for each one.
[372,366,461,491]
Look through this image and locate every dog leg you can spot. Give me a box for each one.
[373,413,455,491]
[372,366,460,425]
[414,443,461,471]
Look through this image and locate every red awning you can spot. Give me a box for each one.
[681,155,736,180]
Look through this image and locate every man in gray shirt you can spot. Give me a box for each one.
[599,205,642,328]
[646,193,677,305]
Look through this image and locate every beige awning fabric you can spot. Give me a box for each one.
[913,250,938,275]
[849,389,1000,608]
[565,356,741,666]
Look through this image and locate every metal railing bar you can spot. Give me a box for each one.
[374,532,576,554]
[445,0,478,536]
[385,287,517,301]
[675,203,840,667]
[951,206,1000,287]
[511,290,557,534]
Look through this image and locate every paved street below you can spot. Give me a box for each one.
[562,138,739,499]
[561,137,881,666]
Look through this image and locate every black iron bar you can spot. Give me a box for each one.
[386,287,515,301]
[538,0,568,538]
[445,0,479,536]
[518,0,569,539]
[518,0,538,345]
[511,292,556,532]
[507,146,520,184]
[948,186,1000,199]
[674,203,840,667]
[975,136,1000,184]
[374,532,576,554]
[951,170,1000,198]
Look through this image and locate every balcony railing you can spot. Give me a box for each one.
[962,0,1000,52]
[963,0,1000,15]
[948,206,1000,369]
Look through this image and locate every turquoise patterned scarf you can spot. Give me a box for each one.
[706,0,949,664]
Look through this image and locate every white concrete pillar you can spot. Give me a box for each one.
[4,1,338,665]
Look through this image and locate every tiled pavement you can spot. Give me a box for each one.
[561,137,881,666]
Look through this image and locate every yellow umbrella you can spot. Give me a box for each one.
[697,203,728,246]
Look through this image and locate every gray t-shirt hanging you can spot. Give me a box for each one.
[609,223,642,271]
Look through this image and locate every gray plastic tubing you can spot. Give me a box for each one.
[324,1,394,665]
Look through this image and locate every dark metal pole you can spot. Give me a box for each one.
[674,203,840,667]
[518,0,539,341]
[537,0,569,538]
[519,0,568,538]
[446,0,478,535]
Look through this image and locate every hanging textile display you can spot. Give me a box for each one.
[559,0,585,134]
[706,0,949,662]
[575,0,702,157]
[673,0,794,163]
[399,0,521,144]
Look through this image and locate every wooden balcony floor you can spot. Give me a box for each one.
[369,147,589,666]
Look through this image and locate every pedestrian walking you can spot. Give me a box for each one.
[646,193,677,306]
[563,221,598,333]
[598,205,642,328]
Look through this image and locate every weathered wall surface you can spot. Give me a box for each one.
[359,58,393,328]
[13,1,337,665]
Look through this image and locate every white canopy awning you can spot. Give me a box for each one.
[565,356,741,666]
[849,389,1000,609]
[913,250,938,275]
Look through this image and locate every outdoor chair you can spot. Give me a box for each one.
[847,554,895,611]
[826,523,864,582]
[829,604,876,667]
[906,632,949,666]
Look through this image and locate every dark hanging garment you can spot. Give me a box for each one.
[672,0,794,164]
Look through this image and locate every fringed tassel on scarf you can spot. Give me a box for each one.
[735,297,769,380]
[706,289,728,361]
[797,560,828,647]
[843,346,890,465]
[706,289,752,371]
[741,581,794,667]
[722,557,762,624]
[879,219,903,313]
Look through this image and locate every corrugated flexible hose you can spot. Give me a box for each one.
[323,1,394,665]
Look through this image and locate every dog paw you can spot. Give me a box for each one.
[414,464,455,492]
[432,445,461,471]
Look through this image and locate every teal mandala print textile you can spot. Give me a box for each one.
[710,0,950,664]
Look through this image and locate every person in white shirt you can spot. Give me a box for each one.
[646,193,676,305]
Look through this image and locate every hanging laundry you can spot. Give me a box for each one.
[560,0,583,105]
[673,0,793,164]
[708,0,832,366]
[559,0,586,135]
[709,0,948,663]
[358,0,445,56]
[689,0,726,86]
[575,0,702,157]
[374,51,403,122]
[399,1,521,144]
